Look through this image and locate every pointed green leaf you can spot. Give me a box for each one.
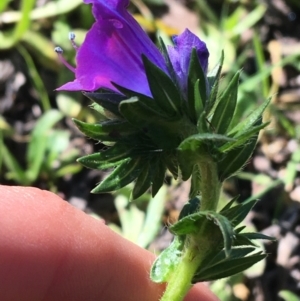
[211,71,240,134]
[220,195,239,213]
[142,55,182,117]
[83,91,125,118]
[197,112,209,134]
[73,119,137,142]
[228,97,271,136]
[119,97,181,149]
[202,247,256,269]
[219,122,268,152]
[218,136,258,180]
[235,225,247,233]
[187,48,207,122]
[78,154,128,170]
[194,253,266,282]
[193,79,204,121]
[132,160,152,199]
[206,51,224,115]
[162,151,179,179]
[158,37,179,87]
[221,198,257,227]
[242,232,276,241]
[233,233,257,247]
[91,158,143,193]
[77,139,143,170]
[151,157,167,197]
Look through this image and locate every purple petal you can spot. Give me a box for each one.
[167,29,209,95]
[57,0,167,96]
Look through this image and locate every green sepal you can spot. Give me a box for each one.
[83,91,125,118]
[218,135,258,180]
[206,51,224,115]
[77,142,132,169]
[193,248,266,282]
[131,160,152,199]
[228,97,271,136]
[150,236,184,283]
[221,198,257,228]
[187,48,207,122]
[233,233,257,247]
[211,71,240,134]
[162,150,179,179]
[241,232,276,241]
[193,80,204,121]
[235,225,247,233]
[196,112,209,133]
[142,55,182,118]
[91,158,143,193]
[119,97,182,149]
[219,122,269,152]
[77,156,127,170]
[73,119,137,142]
[157,37,179,88]
[219,195,239,212]
[151,157,167,197]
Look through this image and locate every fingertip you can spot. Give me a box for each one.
[0,185,218,301]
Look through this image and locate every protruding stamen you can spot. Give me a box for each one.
[54,46,63,54]
[69,32,79,50]
[54,46,76,72]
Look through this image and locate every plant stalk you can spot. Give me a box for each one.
[160,152,222,301]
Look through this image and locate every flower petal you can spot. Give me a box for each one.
[167,29,209,95]
[58,0,167,96]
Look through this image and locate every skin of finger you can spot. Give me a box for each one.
[0,185,219,301]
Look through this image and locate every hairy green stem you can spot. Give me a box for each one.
[160,152,222,301]
[160,246,204,301]
[197,153,221,211]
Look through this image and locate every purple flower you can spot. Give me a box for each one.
[57,0,209,98]
[168,29,209,95]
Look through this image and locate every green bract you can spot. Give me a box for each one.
[151,196,275,283]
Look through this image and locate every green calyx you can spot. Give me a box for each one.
[74,42,269,200]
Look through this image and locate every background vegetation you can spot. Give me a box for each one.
[1,0,300,300]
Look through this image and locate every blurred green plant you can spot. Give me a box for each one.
[109,185,167,248]
[279,290,300,301]
[0,110,81,190]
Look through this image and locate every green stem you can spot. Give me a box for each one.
[160,152,222,301]
[197,153,222,211]
[160,246,203,301]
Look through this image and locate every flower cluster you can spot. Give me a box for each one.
[56,0,268,201]
[57,0,209,99]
